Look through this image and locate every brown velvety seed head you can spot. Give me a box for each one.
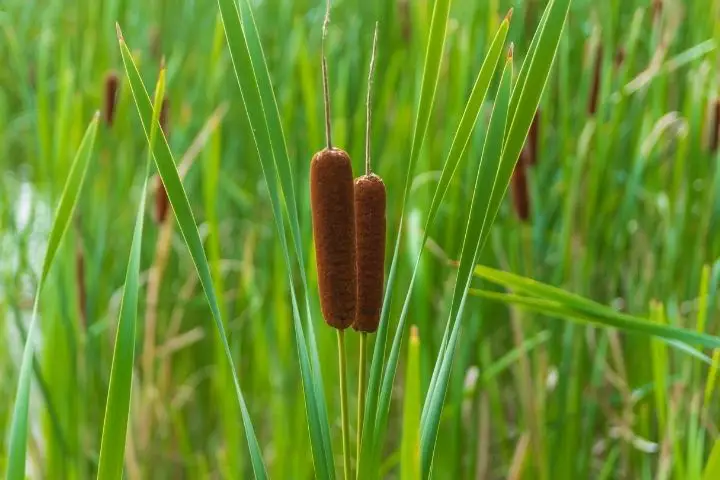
[311,148,357,329]
[353,173,386,333]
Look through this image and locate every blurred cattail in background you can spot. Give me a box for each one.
[526,110,540,166]
[511,109,539,222]
[653,0,663,22]
[103,71,120,127]
[511,156,530,222]
[710,99,720,154]
[75,235,87,328]
[614,47,625,70]
[155,98,171,223]
[149,25,162,60]
[588,43,603,116]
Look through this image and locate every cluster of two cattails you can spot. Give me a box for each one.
[310,5,384,477]
[311,24,386,335]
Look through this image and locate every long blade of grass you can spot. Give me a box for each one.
[359,13,511,479]
[116,26,268,479]
[6,113,99,480]
[469,267,720,351]
[470,290,714,364]
[419,53,513,479]
[214,0,333,476]
[95,68,165,480]
[400,327,421,480]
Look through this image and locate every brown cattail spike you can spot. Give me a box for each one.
[155,97,171,223]
[527,109,540,166]
[353,174,386,331]
[311,148,357,329]
[311,0,357,329]
[75,232,87,328]
[511,157,530,222]
[711,99,720,154]
[588,43,603,116]
[353,24,386,333]
[103,71,119,127]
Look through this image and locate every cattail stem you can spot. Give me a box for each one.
[337,329,351,479]
[356,332,368,467]
[365,23,378,176]
[322,0,332,149]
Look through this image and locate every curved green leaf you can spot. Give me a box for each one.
[6,113,99,480]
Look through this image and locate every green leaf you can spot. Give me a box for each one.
[472,265,720,351]
[96,67,165,480]
[703,440,720,480]
[214,0,333,477]
[6,113,100,480]
[116,26,268,479]
[400,327,421,480]
[471,289,713,364]
[419,53,513,479]
[359,15,511,479]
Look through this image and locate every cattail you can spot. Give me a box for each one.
[510,156,530,222]
[652,0,663,22]
[711,99,720,154]
[614,47,626,70]
[398,0,411,43]
[149,25,162,60]
[103,71,120,127]
[353,25,385,333]
[353,174,386,331]
[76,236,87,328]
[526,109,540,166]
[155,98,170,223]
[588,43,603,116]
[311,6,357,330]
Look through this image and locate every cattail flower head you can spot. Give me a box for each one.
[155,97,170,223]
[311,147,357,329]
[511,156,530,222]
[588,44,603,116]
[353,173,386,332]
[103,71,120,127]
[710,99,720,154]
